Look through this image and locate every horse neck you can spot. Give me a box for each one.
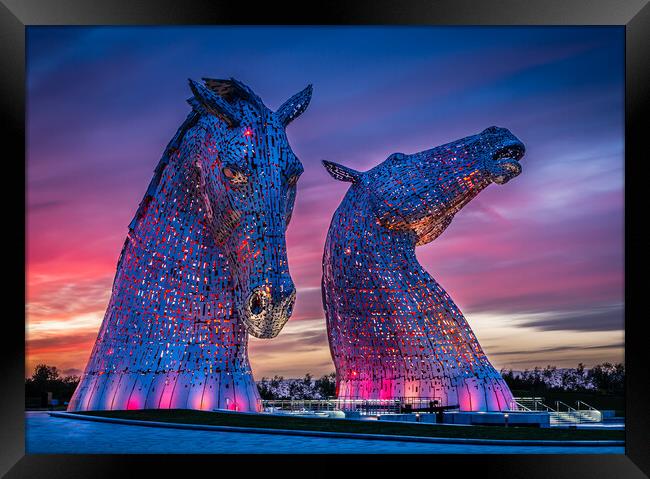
[113,127,236,327]
[325,186,420,285]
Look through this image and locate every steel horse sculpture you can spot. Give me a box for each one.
[68,78,312,412]
[322,127,525,411]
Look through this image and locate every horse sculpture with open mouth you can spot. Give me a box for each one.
[322,126,525,411]
[68,78,311,412]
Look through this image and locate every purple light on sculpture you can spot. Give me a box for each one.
[322,126,525,411]
[67,78,312,412]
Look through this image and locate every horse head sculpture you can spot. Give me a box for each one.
[68,78,311,412]
[189,78,311,338]
[323,126,524,245]
[322,126,525,411]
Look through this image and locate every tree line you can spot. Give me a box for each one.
[23,365,338,406]
[257,363,626,400]
[25,363,623,406]
[500,362,624,395]
[257,372,336,400]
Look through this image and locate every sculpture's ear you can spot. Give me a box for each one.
[322,160,361,183]
[276,84,313,126]
[188,78,241,127]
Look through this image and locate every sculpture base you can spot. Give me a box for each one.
[67,370,261,413]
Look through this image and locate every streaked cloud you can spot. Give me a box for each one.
[514,304,624,332]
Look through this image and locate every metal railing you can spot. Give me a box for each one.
[551,400,579,425]
[508,399,530,411]
[511,397,554,412]
[511,397,603,425]
[575,400,603,422]
[262,399,340,413]
[261,397,444,416]
[261,396,603,424]
[548,400,602,425]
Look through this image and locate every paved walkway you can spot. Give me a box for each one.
[26,412,624,454]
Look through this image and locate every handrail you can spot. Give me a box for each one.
[576,400,597,411]
[554,400,580,423]
[575,400,603,423]
[509,400,531,411]
[555,400,577,412]
[513,397,554,412]
[531,400,553,412]
[261,397,444,416]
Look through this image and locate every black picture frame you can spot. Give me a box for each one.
[2,0,648,477]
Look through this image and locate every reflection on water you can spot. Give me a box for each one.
[25,412,623,454]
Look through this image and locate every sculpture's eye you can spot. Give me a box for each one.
[222,165,248,186]
[287,174,300,187]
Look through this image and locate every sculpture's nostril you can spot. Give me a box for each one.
[248,286,295,317]
[249,291,264,315]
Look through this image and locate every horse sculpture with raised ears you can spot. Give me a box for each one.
[68,78,312,412]
[322,126,525,411]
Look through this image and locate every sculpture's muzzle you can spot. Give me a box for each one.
[241,283,296,338]
[487,143,525,184]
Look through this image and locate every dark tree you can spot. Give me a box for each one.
[588,362,625,393]
[256,375,288,400]
[256,377,274,400]
[25,364,80,407]
[315,372,336,398]
[31,364,60,384]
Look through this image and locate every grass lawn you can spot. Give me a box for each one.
[75,409,624,442]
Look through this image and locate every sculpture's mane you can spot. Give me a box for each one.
[126,78,264,235]
[203,78,267,114]
[113,78,270,284]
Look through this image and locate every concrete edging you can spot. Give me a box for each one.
[49,412,623,447]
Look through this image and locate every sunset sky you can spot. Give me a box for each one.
[26,26,624,378]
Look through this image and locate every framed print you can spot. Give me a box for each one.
[1,0,648,477]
